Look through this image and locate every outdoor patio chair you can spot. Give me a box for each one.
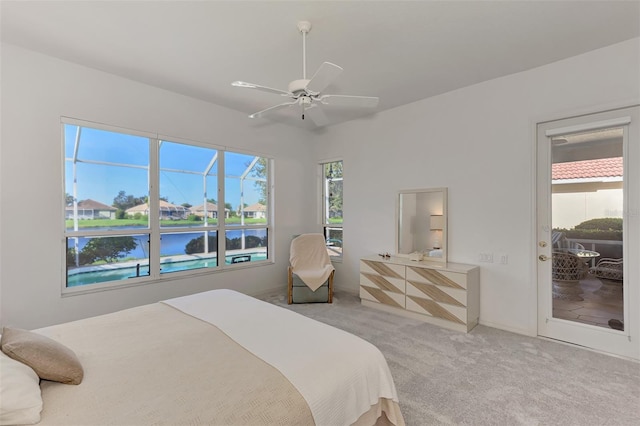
[288,233,335,304]
[591,258,623,298]
[552,231,585,251]
[551,251,589,301]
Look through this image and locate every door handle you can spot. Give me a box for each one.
[539,255,548,261]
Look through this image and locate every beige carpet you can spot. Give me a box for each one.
[263,291,640,425]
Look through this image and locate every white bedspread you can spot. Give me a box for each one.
[163,289,400,426]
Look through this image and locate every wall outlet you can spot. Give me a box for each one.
[479,252,493,262]
[498,253,508,264]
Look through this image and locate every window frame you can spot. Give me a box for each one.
[61,118,274,295]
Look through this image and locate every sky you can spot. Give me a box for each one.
[64,124,265,210]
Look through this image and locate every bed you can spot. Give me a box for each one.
[2,289,404,425]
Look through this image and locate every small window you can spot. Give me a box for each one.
[321,160,343,259]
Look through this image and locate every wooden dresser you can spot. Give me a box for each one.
[360,255,480,332]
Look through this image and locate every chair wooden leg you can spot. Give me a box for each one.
[287,266,293,304]
[328,270,334,303]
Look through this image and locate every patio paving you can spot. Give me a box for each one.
[553,275,624,329]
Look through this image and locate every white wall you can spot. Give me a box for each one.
[2,38,638,337]
[553,189,623,229]
[315,38,640,335]
[0,44,317,329]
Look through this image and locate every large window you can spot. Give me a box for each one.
[63,120,272,291]
[321,160,343,259]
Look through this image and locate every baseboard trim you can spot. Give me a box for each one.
[478,319,536,337]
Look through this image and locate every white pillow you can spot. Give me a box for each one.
[0,351,43,425]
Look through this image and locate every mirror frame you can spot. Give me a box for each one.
[396,187,448,263]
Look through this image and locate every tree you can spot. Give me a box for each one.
[225,202,236,217]
[325,161,343,219]
[207,198,217,204]
[185,235,218,254]
[79,237,137,264]
[245,235,262,248]
[248,157,268,204]
[65,193,74,206]
[113,190,145,210]
[226,237,241,250]
[181,202,192,208]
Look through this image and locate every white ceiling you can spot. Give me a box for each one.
[2,1,639,130]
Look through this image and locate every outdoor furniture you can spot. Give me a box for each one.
[552,232,586,251]
[231,255,251,263]
[591,258,623,298]
[552,251,589,301]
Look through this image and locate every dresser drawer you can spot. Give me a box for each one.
[360,285,405,309]
[406,266,467,290]
[406,279,467,307]
[360,260,405,293]
[405,295,467,325]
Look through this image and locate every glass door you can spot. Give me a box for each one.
[537,106,639,360]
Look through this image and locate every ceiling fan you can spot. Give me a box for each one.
[231,21,379,127]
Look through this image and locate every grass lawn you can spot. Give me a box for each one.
[66,217,268,228]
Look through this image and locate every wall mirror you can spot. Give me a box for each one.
[396,187,448,263]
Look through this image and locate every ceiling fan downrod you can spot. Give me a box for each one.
[298,21,311,81]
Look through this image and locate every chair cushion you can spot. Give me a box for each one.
[292,275,330,303]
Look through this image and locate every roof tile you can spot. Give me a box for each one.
[552,157,622,180]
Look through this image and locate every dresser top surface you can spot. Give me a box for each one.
[361,254,479,273]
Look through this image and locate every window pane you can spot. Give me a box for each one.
[159,141,218,228]
[225,229,268,264]
[225,152,268,226]
[64,124,149,231]
[66,234,150,287]
[325,227,343,258]
[322,160,343,259]
[160,231,218,274]
[323,161,343,224]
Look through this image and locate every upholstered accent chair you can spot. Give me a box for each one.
[287,234,335,304]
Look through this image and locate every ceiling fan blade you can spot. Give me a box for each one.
[304,105,330,127]
[248,101,297,119]
[319,94,379,108]
[232,81,292,96]
[305,62,343,94]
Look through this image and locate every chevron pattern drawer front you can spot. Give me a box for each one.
[359,255,480,332]
[360,260,406,308]
[406,267,468,326]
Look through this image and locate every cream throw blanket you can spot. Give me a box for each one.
[290,233,335,291]
[164,289,403,426]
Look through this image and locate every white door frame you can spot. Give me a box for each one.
[536,105,640,360]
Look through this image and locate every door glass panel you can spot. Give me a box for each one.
[550,128,624,330]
